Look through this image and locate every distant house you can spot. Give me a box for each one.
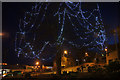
[53,52,75,70]
[106,50,120,64]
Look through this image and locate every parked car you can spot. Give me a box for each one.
[13,71,23,76]
[3,72,13,77]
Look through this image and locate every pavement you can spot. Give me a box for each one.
[2,72,120,80]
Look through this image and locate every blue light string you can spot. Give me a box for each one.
[15,2,107,61]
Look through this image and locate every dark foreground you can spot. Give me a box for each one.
[2,72,120,80]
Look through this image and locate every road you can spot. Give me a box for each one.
[31,66,82,76]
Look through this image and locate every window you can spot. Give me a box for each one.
[109,59,113,64]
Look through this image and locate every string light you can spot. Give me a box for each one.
[15,2,106,61]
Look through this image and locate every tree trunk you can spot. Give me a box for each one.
[56,45,61,75]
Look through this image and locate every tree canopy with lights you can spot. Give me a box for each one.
[15,2,106,61]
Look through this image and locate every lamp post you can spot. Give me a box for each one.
[105,48,107,52]
[85,52,88,57]
[35,61,39,71]
[36,62,39,66]
[105,48,108,55]
[76,59,79,66]
[105,48,108,64]
[64,50,68,54]
[56,44,62,75]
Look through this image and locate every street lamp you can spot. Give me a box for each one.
[36,61,39,66]
[35,61,40,72]
[105,48,108,52]
[105,48,109,57]
[76,59,79,66]
[64,50,68,54]
[85,52,88,57]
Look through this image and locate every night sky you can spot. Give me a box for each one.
[2,2,119,65]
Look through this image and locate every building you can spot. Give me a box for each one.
[53,51,75,71]
[117,27,120,59]
[106,41,120,64]
[105,27,120,64]
[1,63,33,76]
[106,50,119,64]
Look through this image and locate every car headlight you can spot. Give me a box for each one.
[3,74,7,77]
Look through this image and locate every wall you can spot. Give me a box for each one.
[11,69,32,72]
[106,50,119,64]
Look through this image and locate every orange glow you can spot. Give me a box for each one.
[105,48,108,52]
[42,65,45,68]
[64,50,68,54]
[5,63,7,65]
[2,63,7,65]
[0,33,3,36]
[36,62,39,65]
[85,52,88,56]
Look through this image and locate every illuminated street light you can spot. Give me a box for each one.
[105,48,107,52]
[85,52,88,57]
[76,59,79,65]
[35,61,40,71]
[36,61,39,66]
[64,50,68,54]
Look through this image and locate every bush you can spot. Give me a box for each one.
[96,68,104,72]
[63,71,67,74]
[25,73,31,78]
[105,61,120,72]
[88,65,104,72]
